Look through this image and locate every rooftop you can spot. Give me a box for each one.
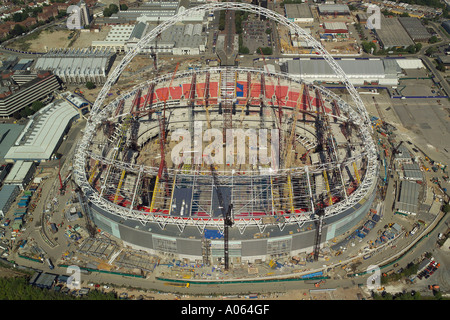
[285,58,386,78]
[0,184,18,211]
[4,100,78,161]
[396,180,421,214]
[284,4,313,20]
[0,124,24,163]
[398,17,430,40]
[3,160,34,184]
[317,4,350,14]
[375,17,414,48]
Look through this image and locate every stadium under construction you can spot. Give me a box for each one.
[73,2,378,267]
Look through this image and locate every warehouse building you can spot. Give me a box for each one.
[0,71,61,118]
[282,58,400,86]
[0,164,12,185]
[3,160,36,190]
[4,99,78,162]
[402,162,423,181]
[396,180,421,215]
[96,0,205,25]
[323,21,348,33]
[317,4,350,16]
[93,22,207,55]
[0,184,19,216]
[356,13,369,25]
[284,4,314,23]
[374,17,414,49]
[0,124,24,163]
[33,48,116,85]
[394,143,414,163]
[398,17,431,42]
[32,272,57,289]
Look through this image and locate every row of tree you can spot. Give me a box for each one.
[0,276,117,300]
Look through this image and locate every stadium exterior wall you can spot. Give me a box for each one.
[88,185,376,262]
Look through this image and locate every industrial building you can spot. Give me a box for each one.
[0,71,62,118]
[93,22,207,55]
[356,13,369,25]
[0,124,24,163]
[33,48,116,85]
[3,160,36,190]
[284,4,314,23]
[322,22,348,34]
[0,184,19,216]
[96,0,205,25]
[374,17,414,49]
[30,272,57,289]
[317,4,350,16]
[0,57,34,72]
[4,99,79,162]
[398,17,431,42]
[0,164,12,185]
[396,180,421,215]
[394,143,414,163]
[63,91,91,117]
[401,162,423,181]
[282,58,400,86]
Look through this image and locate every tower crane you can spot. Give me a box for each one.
[209,163,233,271]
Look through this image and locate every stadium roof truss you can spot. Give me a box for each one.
[73,2,378,234]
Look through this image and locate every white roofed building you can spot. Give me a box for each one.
[4,99,78,162]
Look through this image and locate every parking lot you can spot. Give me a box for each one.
[242,19,272,54]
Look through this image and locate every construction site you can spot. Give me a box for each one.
[73,62,378,267]
[71,2,378,273]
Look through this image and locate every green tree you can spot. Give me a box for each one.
[12,12,28,22]
[31,101,44,112]
[120,4,128,11]
[361,41,377,54]
[406,45,416,54]
[239,46,250,54]
[429,35,439,44]
[86,81,96,90]
[425,46,437,56]
[10,24,26,36]
[414,43,422,52]
[103,4,119,17]
[258,47,272,55]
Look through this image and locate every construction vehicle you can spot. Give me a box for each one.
[314,280,326,287]
[428,284,440,291]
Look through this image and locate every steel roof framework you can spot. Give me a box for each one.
[73,3,378,234]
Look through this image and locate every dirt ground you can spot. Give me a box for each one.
[104,286,367,300]
[71,27,111,48]
[8,29,73,52]
[0,267,27,279]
